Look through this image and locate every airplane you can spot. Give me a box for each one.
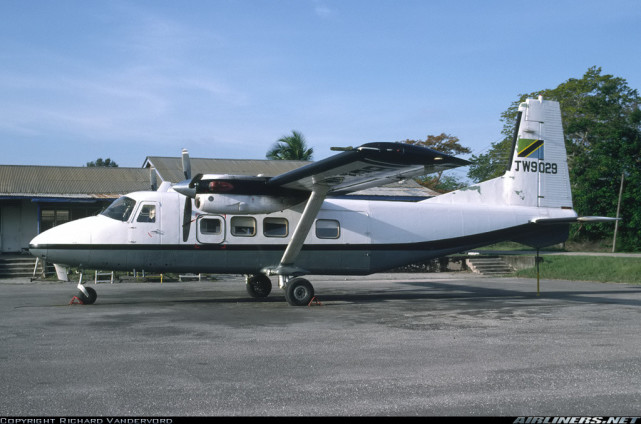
[29,96,617,306]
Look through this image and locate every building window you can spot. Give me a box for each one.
[38,203,106,233]
[315,219,340,239]
[40,209,71,232]
[231,216,256,237]
[264,217,288,237]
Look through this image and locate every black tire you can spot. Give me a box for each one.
[246,274,272,298]
[285,278,314,306]
[77,286,97,305]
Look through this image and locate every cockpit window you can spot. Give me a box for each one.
[101,196,137,222]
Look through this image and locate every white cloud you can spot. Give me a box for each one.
[313,0,334,19]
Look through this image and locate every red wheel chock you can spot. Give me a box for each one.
[69,296,84,305]
[308,296,323,306]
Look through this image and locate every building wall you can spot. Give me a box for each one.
[0,199,109,253]
[0,200,38,253]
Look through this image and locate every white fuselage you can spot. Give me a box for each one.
[29,188,575,275]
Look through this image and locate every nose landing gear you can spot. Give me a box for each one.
[76,283,97,305]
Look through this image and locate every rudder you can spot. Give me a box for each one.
[506,96,573,208]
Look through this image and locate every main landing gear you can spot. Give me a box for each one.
[284,277,314,306]
[246,274,315,306]
[246,274,272,298]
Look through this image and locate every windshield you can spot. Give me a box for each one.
[101,196,137,222]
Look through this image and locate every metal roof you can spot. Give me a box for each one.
[0,165,152,199]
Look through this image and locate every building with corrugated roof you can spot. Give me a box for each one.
[1,156,437,254]
[0,165,153,252]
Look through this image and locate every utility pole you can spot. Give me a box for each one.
[612,172,625,253]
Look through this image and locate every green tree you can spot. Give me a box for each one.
[468,67,641,250]
[401,133,471,193]
[86,158,118,167]
[467,104,524,182]
[266,130,314,161]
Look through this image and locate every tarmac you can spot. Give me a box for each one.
[1,271,641,416]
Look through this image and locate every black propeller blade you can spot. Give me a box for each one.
[182,148,192,180]
[182,196,192,242]
[181,149,193,242]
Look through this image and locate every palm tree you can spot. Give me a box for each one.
[266,130,314,161]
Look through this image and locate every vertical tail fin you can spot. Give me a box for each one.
[430,97,573,209]
[507,96,573,208]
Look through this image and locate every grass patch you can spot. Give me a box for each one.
[474,241,541,251]
[516,256,641,284]
[475,239,626,253]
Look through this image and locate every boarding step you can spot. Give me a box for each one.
[466,255,514,276]
[0,254,40,278]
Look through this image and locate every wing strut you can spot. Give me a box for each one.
[262,184,330,285]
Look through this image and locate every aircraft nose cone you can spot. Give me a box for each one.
[29,218,93,254]
[29,234,46,258]
[29,228,57,260]
[29,227,59,250]
[28,217,99,268]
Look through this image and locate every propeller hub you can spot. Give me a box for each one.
[174,179,196,198]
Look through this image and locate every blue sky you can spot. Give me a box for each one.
[1,0,640,180]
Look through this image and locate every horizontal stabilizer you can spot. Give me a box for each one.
[530,216,620,225]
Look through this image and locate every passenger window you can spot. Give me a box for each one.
[231,216,257,237]
[316,219,340,239]
[137,205,156,223]
[264,218,288,237]
[200,217,221,235]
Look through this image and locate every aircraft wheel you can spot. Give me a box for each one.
[77,286,97,305]
[246,274,272,298]
[285,278,314,306]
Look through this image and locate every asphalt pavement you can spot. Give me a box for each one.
[1,272,640,416]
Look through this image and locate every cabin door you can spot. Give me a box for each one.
[128,201,161,245]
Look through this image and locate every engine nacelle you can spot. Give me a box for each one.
[195,194,303,214]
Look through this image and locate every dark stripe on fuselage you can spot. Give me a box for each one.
[29,222,555,252]
[30,223,569,275]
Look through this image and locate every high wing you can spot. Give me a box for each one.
[180,142,470,198]
[266,142,470,194]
